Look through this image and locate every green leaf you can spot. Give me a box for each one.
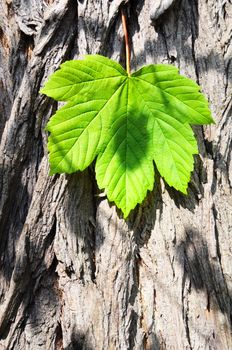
[96,79,154,218]
[40,55,127,101]
[41,55,214,217]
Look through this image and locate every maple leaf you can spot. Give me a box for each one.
[40,55,214,217]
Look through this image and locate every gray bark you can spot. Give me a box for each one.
[0,0,231,349]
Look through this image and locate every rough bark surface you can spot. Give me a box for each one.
[0,0,231,349]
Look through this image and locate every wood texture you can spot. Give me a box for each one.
[0,0,231,349]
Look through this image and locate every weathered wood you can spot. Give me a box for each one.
[0,0,231,349]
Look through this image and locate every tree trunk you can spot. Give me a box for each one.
[0,0,231,349]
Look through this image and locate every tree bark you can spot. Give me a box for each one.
[0,0,231,349]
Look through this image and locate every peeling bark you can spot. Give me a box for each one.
[0,0,231,349]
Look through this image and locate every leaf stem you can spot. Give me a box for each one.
[121,8,130,76]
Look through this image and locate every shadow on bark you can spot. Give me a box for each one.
[128,171,163,246]
[0,168,31,286]
[0,216,57,339]
[177,228,232,328]
[0,0,230,347]
[64,170,97,280]
[63,328,94,350]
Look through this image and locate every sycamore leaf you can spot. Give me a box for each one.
[40,55,214,218]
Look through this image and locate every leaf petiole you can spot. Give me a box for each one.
[121,8,131,76]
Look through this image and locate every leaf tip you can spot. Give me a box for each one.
[122,209,131,219]
[39,87,46,95]
[210,116,216,125]
[182,188,188,195]
[49,168,56,176]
